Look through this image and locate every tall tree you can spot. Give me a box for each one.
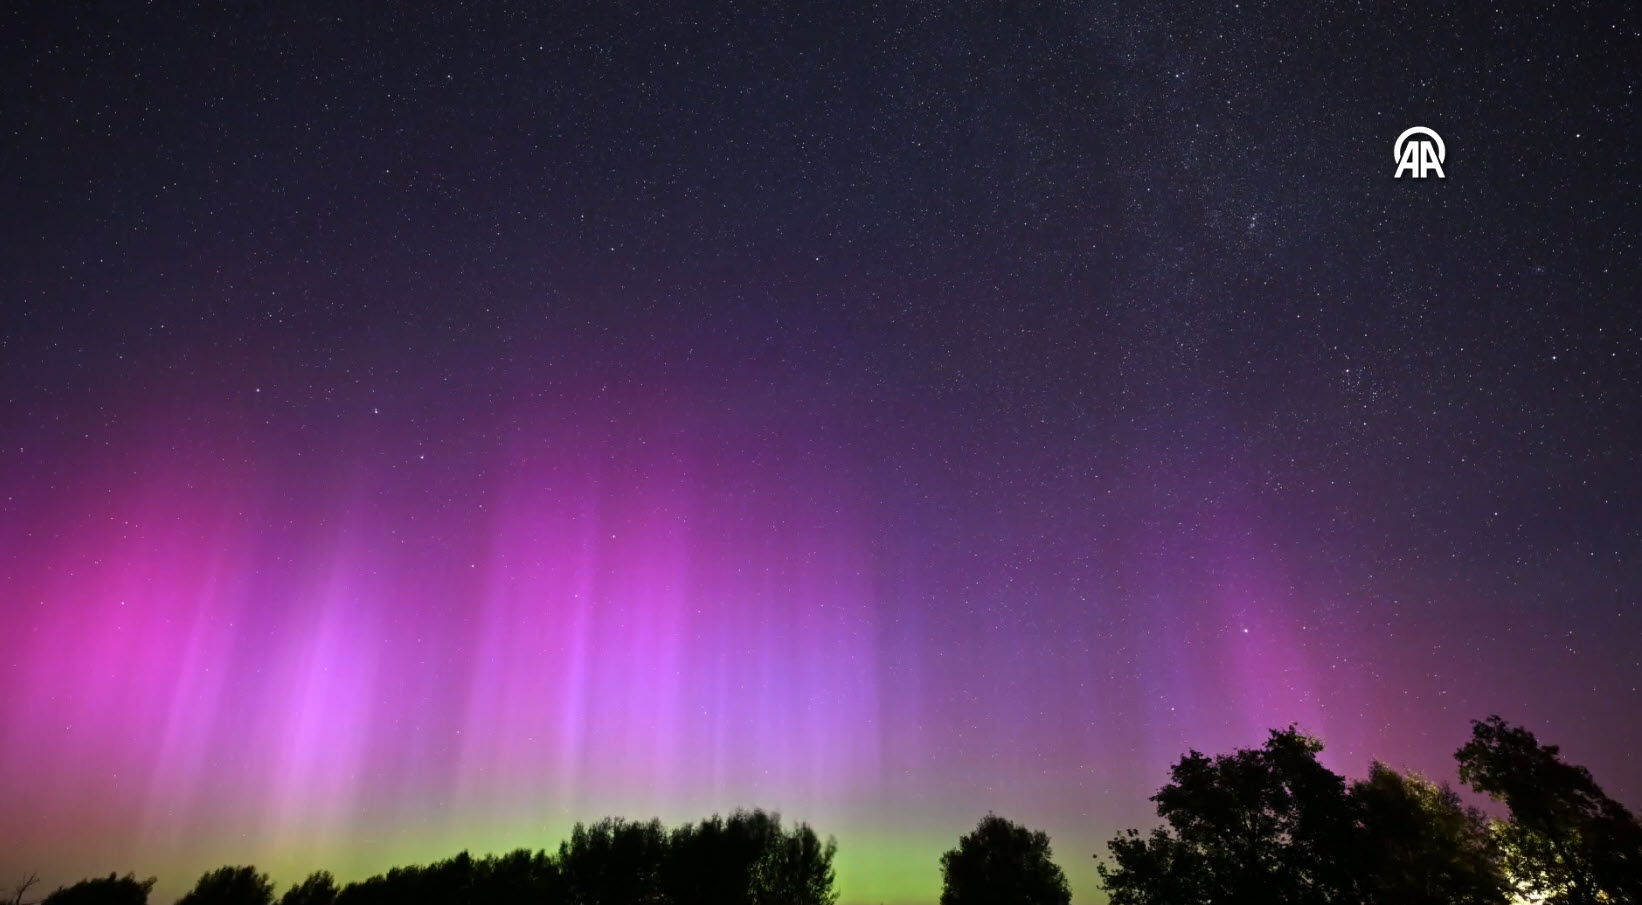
[1456,715,1642,905]
[661,810,837,905]
[664,811,781,905]
[175,867,274,905]
[1352,763,1509,905]
[1097,726,1363,905]
[940,814,1071,905]
[557,818,669,905]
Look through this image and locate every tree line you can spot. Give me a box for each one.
[5,812,835,905]
[9,716,1640,904]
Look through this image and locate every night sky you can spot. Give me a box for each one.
[2,3,1640,902]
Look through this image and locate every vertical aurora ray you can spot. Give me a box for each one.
[0,395,899,897]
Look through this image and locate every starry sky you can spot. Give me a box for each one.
[2,3,1639,903]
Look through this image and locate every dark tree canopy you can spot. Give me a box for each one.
[1098,726,1364,905]
[468,849,561,905]
[1456,715,1642,905]
[324,808,832,905]
[333,849,561,905]
[664,812,783,905]
[40,874,155,905]
[659,809,836,905]
[175,867,274,905]
[939,814,1072,905]
[276,872,337,905]
[748,821,836,905]
[557,818,670,905]
[1098,726,1522,905]
[1351,763,1508,905]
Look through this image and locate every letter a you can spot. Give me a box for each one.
[1395,143,1420,178]
[1420,142,1445,178]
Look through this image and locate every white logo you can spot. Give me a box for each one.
[1394,127,1445,178]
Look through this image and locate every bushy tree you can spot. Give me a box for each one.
[41,873,155,905]
[1352,763,1508,905]
[1098,726,1362,905]
[1456,716,1642,905]
[323,809,834,905]
[336,849,562,905]
[469,849,560,905]
[940,814,1071,905]
[557,818,669,905]
[276,872,336,905]
[662,810,835,905]
[664,811,782,905]
[175,867,273,905]
[751,821,837,905]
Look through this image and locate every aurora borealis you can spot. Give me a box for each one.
[2,3,1640,903]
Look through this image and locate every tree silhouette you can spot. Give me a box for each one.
[664,812,772,905]
[276,872,336,905]
[1352,763,1508,905]
[662,810,835,905]
[939,814,1071,905]
[333,849,562,905]
[557,818,669,905]
[2,875,38,905]
[1456,715,1642,905]
[319,809,834,905]
[750,821,837,905]
[175,867,273,905]
[400,850,474,905]
[40,873,155,905]
[18,730,1641,905]
[1097,726,1364,905]
[7,809,838,905]
[469,849,560,905]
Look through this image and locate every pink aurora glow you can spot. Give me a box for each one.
[0,390,1494,901]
